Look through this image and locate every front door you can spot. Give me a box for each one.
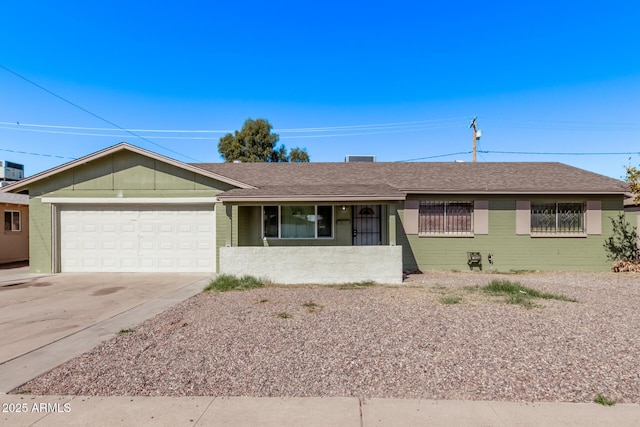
[353,205,381,245]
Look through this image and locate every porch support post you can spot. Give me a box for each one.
[231,205,239,247]
[388,202,397,246]
[224,204,233,247]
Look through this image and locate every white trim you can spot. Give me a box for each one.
[51,204,59,273]
[42,197,218,204]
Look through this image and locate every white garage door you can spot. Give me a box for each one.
[60,205,216,273]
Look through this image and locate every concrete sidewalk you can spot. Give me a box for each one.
[1,395,639,426]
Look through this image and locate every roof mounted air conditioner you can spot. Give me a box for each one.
[0,161,24,181]
[345,155,376,162]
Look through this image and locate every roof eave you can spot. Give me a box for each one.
[402,190,626,195]
[218,194,406,203]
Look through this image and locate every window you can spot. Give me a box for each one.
[263,206,279,238]
[317,205,333,237]
[4,211,21,232]
[281,206,315,238]
[419,201,473,234]
[263,205,333,239]
[531,202,584,234]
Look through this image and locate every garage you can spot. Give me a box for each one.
[59,205,216,273]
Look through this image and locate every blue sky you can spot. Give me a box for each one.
[1,1,639,179]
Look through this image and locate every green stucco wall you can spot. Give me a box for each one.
[27,151,235,273]
[28,197,53,273]
[397,195,623,272]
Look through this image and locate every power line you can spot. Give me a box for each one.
[479,150,640,156]
[277,118,468,132]
[0,122,465,140]
[280,125,462,139]
[396,151,472,162]
[0,117,468,135]
[394,149,639,163]
[0,126,215,139]
[491,119,640,131]
[0,64,202,162]
[0,147,76,160]
[5,116,637,135]
[0,122,233,134]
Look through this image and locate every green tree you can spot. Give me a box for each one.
[218,118,309,162]
[626,164,640,204]
[603,213,639,261]
[289,147,310,162]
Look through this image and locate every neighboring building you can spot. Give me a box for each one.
[0,192,29,264]
[0,143,628,282]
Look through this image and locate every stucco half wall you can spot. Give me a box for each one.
[219,246,403,284]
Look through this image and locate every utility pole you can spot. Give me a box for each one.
[469,117,481,162]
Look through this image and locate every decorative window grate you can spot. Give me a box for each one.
[418,201,473,234]
[531,202,584,233]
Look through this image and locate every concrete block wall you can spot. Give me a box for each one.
[219,246,403,284]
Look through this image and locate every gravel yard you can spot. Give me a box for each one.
[14,271,640,403]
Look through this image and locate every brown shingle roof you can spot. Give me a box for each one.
[192,162,626,195]
[0,192,28,205]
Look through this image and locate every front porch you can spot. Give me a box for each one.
[219,245,403,284]
[218,201,404,284]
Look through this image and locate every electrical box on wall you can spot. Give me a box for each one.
[0,161,24,181]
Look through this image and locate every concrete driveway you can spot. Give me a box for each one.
[0,266,211,365]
